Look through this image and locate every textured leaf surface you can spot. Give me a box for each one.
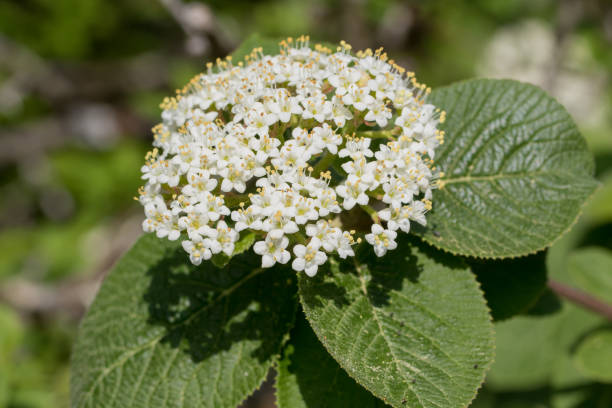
[299,237,494,408]
[276,312,388,408]
[71,234,297,408]
[420,79,598,258]
[574,329,612,383]
[471,251,547,321]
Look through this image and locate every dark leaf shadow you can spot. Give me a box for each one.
[469,250,548,321]
[302,234,466,310]
[144,246,297,364]
[358,234,465,307]
[524,289,563,317]
[283,310,388,408]
[298,261,351,309]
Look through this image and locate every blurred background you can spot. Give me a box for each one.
[0,0,611,407]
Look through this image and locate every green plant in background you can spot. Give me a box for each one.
[68,36,611,408]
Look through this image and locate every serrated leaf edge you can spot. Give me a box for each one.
[417,181,601,261]
[297,261,495,408]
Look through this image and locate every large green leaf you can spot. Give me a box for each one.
[71,234,297,408]
[419,79,599,258]
[276,312,388,408]
[299,237,494,408]
[471,251,547,321]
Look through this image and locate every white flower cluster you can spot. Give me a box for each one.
[138,36,445,277]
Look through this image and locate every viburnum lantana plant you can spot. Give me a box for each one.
[137,36,445,276]
[71,36,599,408]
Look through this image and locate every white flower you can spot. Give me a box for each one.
[328,68,361,96]
[367,75,395,100]
[365,224,398,257]
[182,169,218,201]
[207,221,239,256]
[338,137,373,159]
[218,159,251,193]
[378,207,409,232]
[262,211,299,239]
[314,187,342,217]
[336,180,369,210]
[245,102,277,136]
[364,100,392,127]
[341,157,377,187]
[253,235,291,267]
[139,36,443,274]
[182,238,213,265]
[301,95,332,123]
[231,207,263,232]
[179,207,212,240]
[343,84,375,111]
[305,220,340,252]
[268,89,303,122]
[337,231,357,259]
[271,142,310,173]
[382,178,415,209]
[294,197,319,224]
[201,193,230,221]
[292,238,327,277]
[330,96,353,127]
[312,124,342,154]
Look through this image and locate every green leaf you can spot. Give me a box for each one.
[71,234,297,408]
[419,79,599,258]
[229,33,280,62]
[471,384,612,408]
[487,298,604,391]
[298,237,494,408]
[568,247,612,304]
[471,251,547,321]
[574,329,612,383]
[276,311,388,408]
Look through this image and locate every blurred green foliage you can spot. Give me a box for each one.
[0,0,611,407]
